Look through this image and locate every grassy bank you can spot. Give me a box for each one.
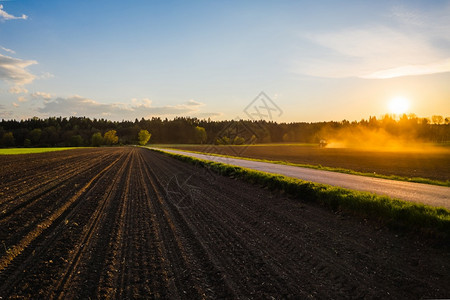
[0,147,81,155]
[150,148,450,240]
[156,146,449,187]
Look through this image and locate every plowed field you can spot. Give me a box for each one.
[168,145,450,181]
[0,147,448,298]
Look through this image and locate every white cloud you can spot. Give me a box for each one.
[38,95,119,116]
[131,97,151,106]
[0,4,28,21]
[130,98,205,116]
[39,72,54,79]
[186,99,204,106]
[31,91,52,100]
[38,95,206,120]
[296,5,450,79]
[8,86,28,94]
[12,102,19,107]
[0,108,13,119]
[363,58,450,79]
[0,46,15,54]
[389,7,424,27]
[0,54,37,85]
[193,112,223,119]
[17,96,27,102]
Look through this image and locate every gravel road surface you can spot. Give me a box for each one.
[0,147,448,298]
[157,148,450,209]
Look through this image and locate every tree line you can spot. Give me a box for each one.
[0,114,448,148]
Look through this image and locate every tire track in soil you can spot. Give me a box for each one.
[138,150,239,299]
[0,150,122,262]
[139,151,291,298]
[53,149,134,299]
[0,147,448,299]
[96,151,136,299]
[112,151,169,299]
[142,151,303,297]
[0,150,112,208]
[0,149,127,296]
[99,150,171,299]
[140,149,450,299]
[137,151,207,299]
[146,153,366,296]
[0,151,118,243]
[0,149,109,200]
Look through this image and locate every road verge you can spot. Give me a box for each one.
[150,148,450,241]
[153,146,449,187]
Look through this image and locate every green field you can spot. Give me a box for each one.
[0,148,82,155]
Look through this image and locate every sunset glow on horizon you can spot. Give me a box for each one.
[0,1,449,122]
[388,97,410,115]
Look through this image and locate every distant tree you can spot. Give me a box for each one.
[194,126,207,144]
[70,135,84,147]
[233,136,245,145]
[29,128,42,145]
[138,129,151,145]
[103,130,119,145]
[216,136,231,145]
[24,139,31,147]
[432,115,444,124]
[2,132,15,147]
[91,132,103,147]
[43,126,59,146]
[0,115,449,146]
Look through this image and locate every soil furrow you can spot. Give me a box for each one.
[54,150,133,299]
[138,151,236,299]
[138,152,206,298]
[140,149,450,298]
[0,147,448,299]
[0,150,122,254]
[0,151,118,234]
[0,149,126,296]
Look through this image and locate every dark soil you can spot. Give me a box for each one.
[0,147,448,298]
[170,145,450,181]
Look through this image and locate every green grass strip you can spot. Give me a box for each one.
[150,148,450,240]
[154,146,449,187]
[0,147,84,155]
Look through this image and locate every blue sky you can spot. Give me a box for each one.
[1,0,449,122]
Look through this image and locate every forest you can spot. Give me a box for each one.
[0,114,448,147]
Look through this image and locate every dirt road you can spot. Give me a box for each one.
[0,147,448,298]
[157,148,450,209]
[169,144,450,182]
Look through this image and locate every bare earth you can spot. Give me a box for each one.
[0,147,448,298]
[168,144,450,182]
[158,148,450,209]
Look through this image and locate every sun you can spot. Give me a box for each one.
[388,97,410,115]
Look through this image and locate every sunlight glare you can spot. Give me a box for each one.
[388,97,410,115]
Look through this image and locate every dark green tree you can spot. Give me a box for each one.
[2,132,15,147]
[70,135,84,147]
[91,132,103,147]
[29,128,42,145]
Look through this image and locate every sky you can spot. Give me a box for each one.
[0,0,449,123]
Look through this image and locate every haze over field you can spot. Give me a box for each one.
[0,1,449,122]
[1,3,450,297]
